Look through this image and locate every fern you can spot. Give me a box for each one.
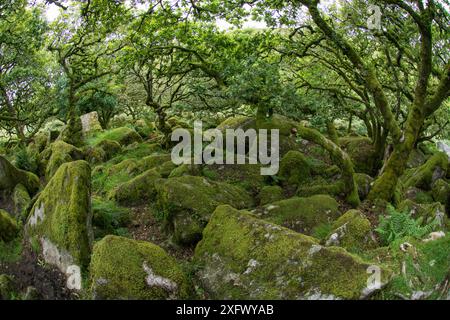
[375,204,438,245]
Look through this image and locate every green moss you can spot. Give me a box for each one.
[42,141,84,180]
[355,173,373,200]
[376,235,450,299]
[156,175,253,245]
[92,197,130,240]
[255,114,298,136]
[95,139,122,159]
[339,136,376,175]
[87,127,142,147]
[201,163,265,194]
[325,210,375,253]
[0,274,17,300]
[254,194,340,235]
[89,235,189,299]
[397,199,448,229]
[12,183,31,219]
[0,155,40,195]
[258,185,284,206]
[0,237,22,263]
[169,164,202,178]
[216,116,255,132]
[58,116,84,147]
[399,152,448,193]
[194,205,390,299]
[431,179,449,208]
[26,160,92,270]
[109,169,162,205]
[0,209,19,242]
[278,151,312,186]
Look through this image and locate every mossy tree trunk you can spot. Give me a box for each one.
[300,0,450,202]
[296,124,360,207]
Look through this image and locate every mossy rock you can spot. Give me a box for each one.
[96,139,122,160]
[26,160,93,289]
[103,127,143,147]
[133,119,155,139]
[201,163,265,194]
[84,145,107,164]
[374,235,450,299]
[0,155,40,195]
[155,160,177,178]
[109,169,162,205]
[140,154,172,172]
[0,209,20,242]
[42,141,84,180]
[12,183,30,219]
[156,175,253,245]
[107,158,140,176]
[399,152,448,192]
[57,116,84,147]
[91,197,130,240]
[258,185,284,206]
[89,235,189,300]
[33,132,50,153]
[355,173,373,200]
[0,274,17,300]
[278,150,312,186]
[325,210,376,253]
[407,149,427,168]
[403,187,434,204]
[253,194,340,236]
[397,199,448,230]
[169,163,202,178]
[216,116,256,132]
[255,114,298,136]
[194,205,390,299]
[339,137,376,175]
[431,179,449,209]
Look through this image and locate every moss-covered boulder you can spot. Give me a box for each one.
[107,158,140,176]
[0,274,16,300]
[84,145,107,164]
[254,195,340,235]
[102,127,142,147]
[96,139,122,160]
[278,151,312,186]
[400,152,448,192]
[156,175,253,245]
[397,199,448,229]
[26,160,93,290]
[41,141,84,180]
[169,163,202,178]
[89,235,189,300]
[255,114,298,136]
[355,173,373,200]
[325,210,376,253]
[140,154,172,172]
[12,183,31,219]
[339,137,376,175]
[0,209,19,242]
[109,169,162,205]
[258,185,284,206]
[407,149,427,168]
[0,155,39,196]
[194,205,389,299]
[57,116,84,147]
[201,163,265,194]
[216,116,256,132]
[431,179,449,209]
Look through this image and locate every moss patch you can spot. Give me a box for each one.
[89,235,189,299]
[254,194,340,235]
[194,205,390,299]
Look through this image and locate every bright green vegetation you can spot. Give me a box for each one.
[0,0,449,301]
[375,205,440,246]
[89,235,190,300]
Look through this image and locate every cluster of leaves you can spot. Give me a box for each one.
[375,205,438,245]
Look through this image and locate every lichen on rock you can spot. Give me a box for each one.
[0,209,20,242]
